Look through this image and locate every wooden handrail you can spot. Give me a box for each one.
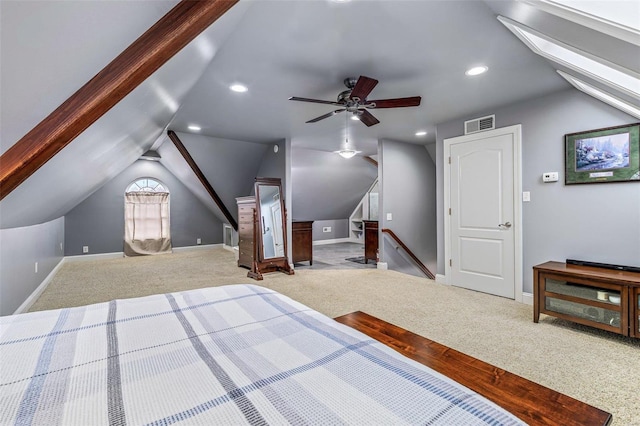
[168,131,238,231]
[363,156,378,167]
[0,0,238,200]
[381,228,435,279]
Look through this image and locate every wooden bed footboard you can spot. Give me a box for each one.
[334,311,611,426]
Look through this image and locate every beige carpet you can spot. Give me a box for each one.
[30,247,640,425]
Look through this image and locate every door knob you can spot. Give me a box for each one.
[498,222,512,229]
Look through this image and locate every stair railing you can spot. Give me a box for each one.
[381,228,435,280]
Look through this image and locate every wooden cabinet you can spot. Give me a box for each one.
[363,220,378,264]
[236,196,256,270]
[292,221,313,265]
[533,261,640,337]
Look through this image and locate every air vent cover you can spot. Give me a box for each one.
[464,114,495,135]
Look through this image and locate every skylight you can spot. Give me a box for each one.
[557,71,640,119]
[517,0,640,45]
[498,16,640,99]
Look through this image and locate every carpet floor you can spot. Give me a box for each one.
[30,247,640,425]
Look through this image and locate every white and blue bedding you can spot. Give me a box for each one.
[0,284,525,425]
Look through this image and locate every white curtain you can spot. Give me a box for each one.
[124,192,171,256]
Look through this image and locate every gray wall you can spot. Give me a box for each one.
[312,219,349,241]
[0,217,64,316]
[257,141,287,191]
[380,139,438,275]
[436,88,640,293]
[65,160,223,256]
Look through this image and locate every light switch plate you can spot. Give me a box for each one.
[523,191,530,202]
[386,213,393,221]
[542,172,559,182]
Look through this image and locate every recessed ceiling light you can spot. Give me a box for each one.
[415,131,427,136]
[230,84,248,93]
[188,125,201,131]
[465,66,488,76]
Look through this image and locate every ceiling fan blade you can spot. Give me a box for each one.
[349,76,378,101]
[306,109,346,123]
[367,96,422,108]
[289,96,343,106]
[358,109,380,127]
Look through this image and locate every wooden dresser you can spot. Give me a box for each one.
[236,196,256,270]
[292,221,313,265]
[363,220,378,264]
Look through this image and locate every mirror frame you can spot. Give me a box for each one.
[251,177,293,279]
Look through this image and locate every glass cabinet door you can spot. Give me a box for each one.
[542,278,624,333]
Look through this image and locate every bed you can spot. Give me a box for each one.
[0,284,609,425]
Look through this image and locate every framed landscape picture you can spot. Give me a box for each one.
[565,123,640,185]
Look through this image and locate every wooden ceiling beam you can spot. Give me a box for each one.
[167,131,238,231]
[0,0,238,201]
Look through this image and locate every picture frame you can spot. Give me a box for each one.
[565,123,640,185]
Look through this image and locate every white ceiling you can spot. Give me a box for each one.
[1,0,637,228]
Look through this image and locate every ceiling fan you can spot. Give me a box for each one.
[289,76,421,127]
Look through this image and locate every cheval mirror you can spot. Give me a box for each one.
[249,177,294,280]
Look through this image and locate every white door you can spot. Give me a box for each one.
[447,126,520,299]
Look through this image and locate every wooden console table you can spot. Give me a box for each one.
[292,221,313,265]
[533,261,640,338]
[363,220,378,264]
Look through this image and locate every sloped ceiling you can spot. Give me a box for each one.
[292,149,377,221]
[158,132,269,225]
[0,1,250,229]
[1,1,636,230]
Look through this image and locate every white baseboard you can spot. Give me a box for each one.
[377,262,388,270]
[13,258,66,315]
[313,238,353,246]
[65,252,124,262]
[436,274,449,284]
[521,292,534,305]
[173,243,222,252]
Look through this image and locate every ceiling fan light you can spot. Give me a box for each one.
[350,115,360,121]
[337,149,358,159]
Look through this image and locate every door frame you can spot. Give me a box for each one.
[443,124,523,302]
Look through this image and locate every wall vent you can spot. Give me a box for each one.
[464,114,495,135]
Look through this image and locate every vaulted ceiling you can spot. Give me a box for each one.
[1,0,637,229]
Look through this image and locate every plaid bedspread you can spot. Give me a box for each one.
[0,284,526,425]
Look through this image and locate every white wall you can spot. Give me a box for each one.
[0,217,64,316]
[436,88,640,293]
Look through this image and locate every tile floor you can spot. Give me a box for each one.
[293,242,377,270]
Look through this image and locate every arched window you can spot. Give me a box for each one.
[126,178,168,193]
[124,178,171,256]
